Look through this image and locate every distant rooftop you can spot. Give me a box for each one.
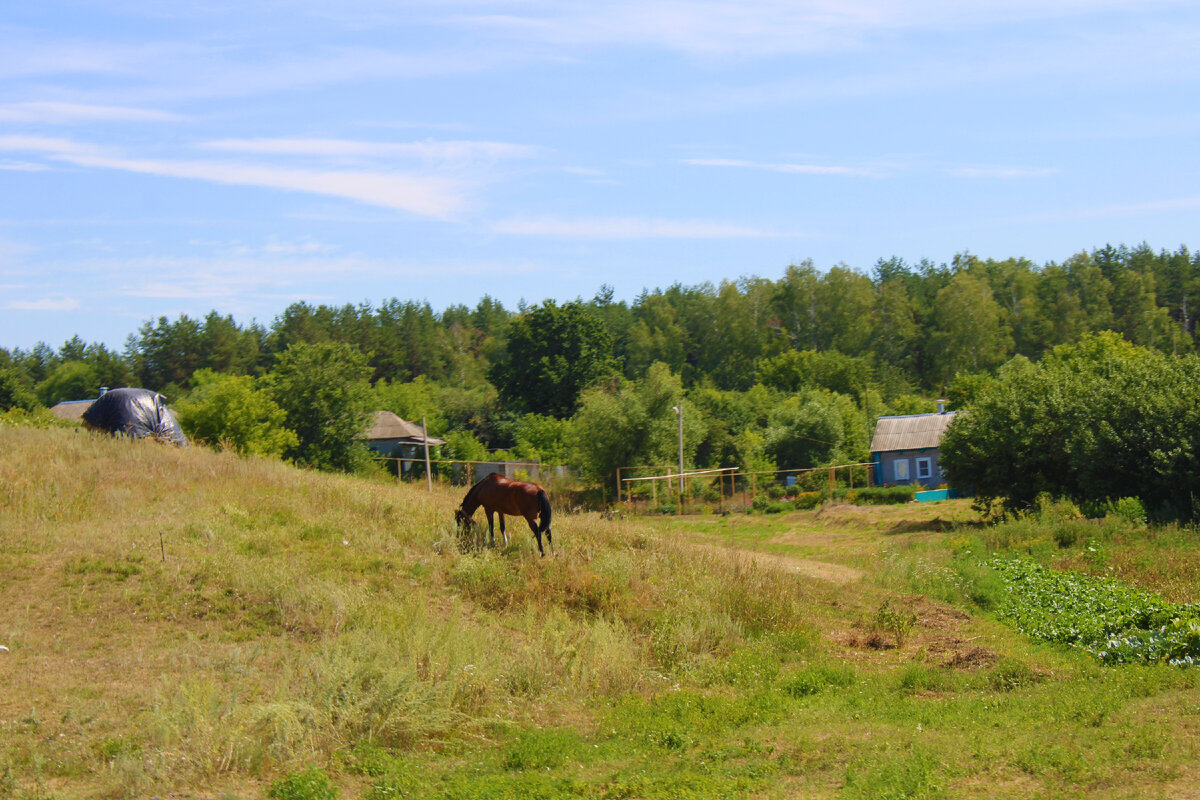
[49,399,94,423]
[363,411,445,446]
[870,411,957,452]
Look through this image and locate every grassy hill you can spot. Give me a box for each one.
[2,425,1199,799]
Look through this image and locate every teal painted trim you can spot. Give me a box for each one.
[915,488,959,502]
[872,452,883,486]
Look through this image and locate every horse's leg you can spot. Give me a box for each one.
[499,514,508,547]
[526,515,544,557]
[486,509,496,548]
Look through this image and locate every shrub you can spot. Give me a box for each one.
[846,485,918,505]
[268,767,338,800]
[793,491,823,510]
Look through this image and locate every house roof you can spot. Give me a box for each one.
[50,399,94,423]
[870,411,957,453]
[363,410,445,446]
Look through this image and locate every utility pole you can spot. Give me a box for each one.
[422,415,432,492]
[673,404,684,513]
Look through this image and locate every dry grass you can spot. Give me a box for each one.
[0,426,836,798]
[5,426,1200,800]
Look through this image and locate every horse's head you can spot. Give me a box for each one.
[454,506,472,529]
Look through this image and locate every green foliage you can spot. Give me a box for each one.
[755,349,870,396]
[268,767,338,800]
[569,362,696,486]
[489,300,616,417]
[940,332,1200,520]
[843,485,918,505]
[873,600,918,648]
[0,405,71,428]
[373,376,448,436]
[36,360,99,407]
[174,369,297,457]
[988,557,1200,665]
[928,269,1014,385]
[501,729,582,772]
[508,413,572,465]
[266,341,374,472]
[764,392,843,469]
[0,366,39,412]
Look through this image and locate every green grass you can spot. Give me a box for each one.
[4,425,1200,798]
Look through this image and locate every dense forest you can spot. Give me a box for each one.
[3,243,1199,489]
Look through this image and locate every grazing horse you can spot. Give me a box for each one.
[455,473,554,556]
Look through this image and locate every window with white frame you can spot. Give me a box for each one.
[893,459,909,481]
[916,457,932,480]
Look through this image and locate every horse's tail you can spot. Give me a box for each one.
[537,489,552,533]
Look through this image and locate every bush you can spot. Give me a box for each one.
[841,485,917,505]
[793,491,823,510]
[268,767,338,800]
[940,333,1200,521]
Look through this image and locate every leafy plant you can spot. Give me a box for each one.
[988,557,1200,664]
[872,600,918,648]
[267,767,338,800]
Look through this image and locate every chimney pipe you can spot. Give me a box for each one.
[937,398,946,414]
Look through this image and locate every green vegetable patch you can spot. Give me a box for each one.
[990,557,1200,665]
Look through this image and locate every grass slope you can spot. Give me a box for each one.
[2,425,1199,799]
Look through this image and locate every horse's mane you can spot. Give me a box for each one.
[461,472,502,507]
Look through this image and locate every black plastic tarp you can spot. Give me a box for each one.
[81,388,188,446]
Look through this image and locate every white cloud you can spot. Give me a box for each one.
[70,154,466,218]
[449,0,1192,57]
[491,216,800,238]
[201,138,540,162]
[0,137,467,218]
[950,165,1060,179]
[684,157,875,177]
[0,160,51,172]
[0,136,106,158]
[7,297,80,311]
[0,102,182,124]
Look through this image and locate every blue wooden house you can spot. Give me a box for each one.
[870,402,956,489]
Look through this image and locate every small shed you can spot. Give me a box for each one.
[870,403,956,489]
[363,411,445,473]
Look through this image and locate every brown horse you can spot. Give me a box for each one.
[455,473,554,556]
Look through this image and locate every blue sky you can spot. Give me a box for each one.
[2,0,1199,350]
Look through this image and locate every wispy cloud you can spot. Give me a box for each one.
[449,0,1193,57]
[7,297,80,311]
[950,165,1060,179]
[0,102,182,124]
[684,157,875,177]
[201,138,540,162]
[0,137,469,218]
[0,160,51,172]
[71,154,467,218]
[491,216,801,238]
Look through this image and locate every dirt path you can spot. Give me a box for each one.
[687,542,866,585]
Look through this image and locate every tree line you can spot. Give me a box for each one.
[2,243,1198,491]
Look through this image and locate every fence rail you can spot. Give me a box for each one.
[372,456,572,487]
[618,462,877,515]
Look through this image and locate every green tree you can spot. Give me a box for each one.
[569,363,698,489]
[373,376,448,437]
[0,367,38,412]
[940,333,1200,519]
[174,369,297,458]
[36,361,99,407]
[510,413,573,465]
[267,341,374,472]
[489,300,615,417]
[764,392,844,470]
[928,272,1013,386]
